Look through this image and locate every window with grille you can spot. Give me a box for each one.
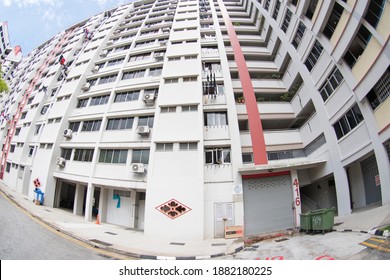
[74,149,94,162]
[304,40,324,72]
[292,22,306,49]
[114,91,140,102]
[366,67,390,110]
[99,149,128,164]
[333,104,364,139]
[281,9,292,33]
[81,120,102,132]
[90,95,109,106]
[106,117,134,130]
[319,67,344,101]
[272,0,281,20]
[98,74,117,84]
[61,148,72,160]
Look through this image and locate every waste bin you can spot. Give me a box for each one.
[300,212,312,233]
[34,188,44,205]
[310,207,335,234]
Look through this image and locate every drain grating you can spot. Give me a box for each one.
[44,209,52,212]
[212,243,226,247]
[170,242,185,246]
[90,239,113,246]
[275,238,289,243]
[334,222,343,226]
[104,232,118,235]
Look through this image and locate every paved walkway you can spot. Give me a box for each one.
[1,183,389,259]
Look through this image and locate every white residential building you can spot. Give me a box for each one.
[0,0,389,240]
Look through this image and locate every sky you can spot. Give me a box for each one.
[0,0,132,55]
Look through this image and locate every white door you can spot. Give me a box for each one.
[214,203,234,238]
[243,175,293,236]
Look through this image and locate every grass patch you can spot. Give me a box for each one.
[380,225,390,231]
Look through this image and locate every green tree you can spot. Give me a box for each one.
[0,64,9,94]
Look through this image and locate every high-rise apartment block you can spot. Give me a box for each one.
[0,0,389,240]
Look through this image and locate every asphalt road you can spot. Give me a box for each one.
[0,192,108,260]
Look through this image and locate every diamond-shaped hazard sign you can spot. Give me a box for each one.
[156,199,192,219]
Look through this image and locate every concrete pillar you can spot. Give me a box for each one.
[99,188,108,223]
[376,145,390,206]
[334,167,352,216]
[74,184,85,216]
[290,169,302,228]
[84,183,94,222]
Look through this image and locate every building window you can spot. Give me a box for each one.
[205,148,231,164]
[281,9,292,33]
[28,146,35,157]
[183,76,197,82]
[319,67,344,101]
[69,121,80,132]
[41,105,49,115]
[132,149,150,164]
[113,189,131,197]
[77,98,88,108]
[156,143,174,151]
[106,58,125,67]
[98,74,118,85]
[323,2,343,39]
[10,145,15,153]
[305,0,319,20]
[292,22,306,49]
[34,124,42,135]
[122,69,146,80]
[15,127,21,136]
[129,53,151,62]
[114,90,140,102]
[333,104,364,139]
[106,117,134,130]
[138,116,154,128]
[304,40,324,72]
[90,95,110,106]
[74,149,94,162]
[99,149,128,164]
[182,105,198,112]
[204,112,228,126]
[21,112,27,119]
[179,142,197,151]
[6,162,11,173]
[242,153,253,163]
[272,0,281,20]
[161,106,176,113]
[81,120,102,132]
[343,25,372,68]
[165,78,179,83]
[264,0,271,11]
[366,67,390,110]
[365,0,386,29]
[149,67,162,77]
[61,148,72,160]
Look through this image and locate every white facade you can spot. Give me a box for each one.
[0,0,389,241]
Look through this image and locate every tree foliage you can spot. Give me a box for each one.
[0,64,9,94]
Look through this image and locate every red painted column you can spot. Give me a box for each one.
[217,0,268,164]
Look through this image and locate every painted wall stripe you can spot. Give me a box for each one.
[217,0,268,165]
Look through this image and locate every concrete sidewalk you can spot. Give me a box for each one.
[1,183,389,259]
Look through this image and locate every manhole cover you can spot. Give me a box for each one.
[212,243,226,246]
[170,242,185,246]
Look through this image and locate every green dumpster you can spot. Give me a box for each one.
[310,207,335,234]
[300,212,312,233]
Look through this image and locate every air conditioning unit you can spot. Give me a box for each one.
[56,157,66,167]
[63,129,73,138]
[100,50,108,57]
[107,40,114,46]
[131,163,145,173]
[154,53,164,60]
[82,82,91,91]
[137,126,150,135]
[114,29,120,34]
[143,93,155,105]
[120,21,126,26]
[162,27,171,33]
[91,66,99,73]
[160,41,167,46]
